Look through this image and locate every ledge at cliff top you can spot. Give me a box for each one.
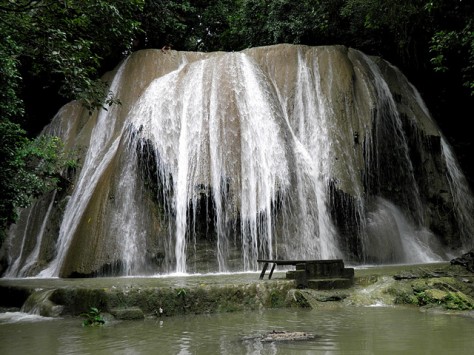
[2,44,474,278]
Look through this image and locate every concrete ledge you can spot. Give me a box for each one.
[2,263,469,319]
[0,277,297,318]
[307,278,354,290]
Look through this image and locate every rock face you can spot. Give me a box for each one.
[1,44,474,278]
[451,250,474,273]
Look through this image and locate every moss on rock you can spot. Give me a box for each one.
[386,274,474,310]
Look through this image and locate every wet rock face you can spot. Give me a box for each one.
[3,44,474,278]
[451,250,474,273]
[387,265,474,311]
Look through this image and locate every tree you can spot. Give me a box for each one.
[0,0,144,124]
[137,0,195,50]
[0,0,144,243]
[0,120,78,244]
[225,0,332,50]
[426,0,474,95]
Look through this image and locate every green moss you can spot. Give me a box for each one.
[268,290,286,308]
[414,286,474,311]
[414,289,442,306]
[385,278,474,310]
[393,292,419,305]
[386,283,418,305]
[444,292,474,310]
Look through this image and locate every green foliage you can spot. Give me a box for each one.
[139,0,194,49]
[429,21,474,95]
[0,0,143,239]
[0,36,24,121]
[176,288,187,298]
[186,0,239,51]
[413,290,437,306]
[414,289,474,310]
[268,289,285,308]
[387,286,419,305]
[2,0,473,123]
[338,0,473,97]
[1,0,472,119]
[226,0,331,49]
[81,307,106,327]
[0,0,144,117]
[444,292,474,311]
[341,0,429,63]
[0,119,76,244]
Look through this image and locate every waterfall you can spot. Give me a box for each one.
[365,197,445,263]
[38,57,131,277]
[20,289,61,317]
[441,139,474,250]
[2,44,473,278]
[4,204,34,277]
[284,48,342,259]
[5,191,57,277]
[359,54,424,223]
[128,53,291,272]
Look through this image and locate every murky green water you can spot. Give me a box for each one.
[1,306,473,354]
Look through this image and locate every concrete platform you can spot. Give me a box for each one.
[284,259,354,289]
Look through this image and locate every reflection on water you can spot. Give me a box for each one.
[1,306,473,354]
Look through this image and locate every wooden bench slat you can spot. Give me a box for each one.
[259,262,269,280]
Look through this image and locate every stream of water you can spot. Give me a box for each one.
[1,306,473,354]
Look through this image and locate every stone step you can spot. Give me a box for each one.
[307,278,354,290]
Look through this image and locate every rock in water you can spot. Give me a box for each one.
[259,330,316,342]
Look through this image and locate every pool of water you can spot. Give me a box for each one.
[1,305,473,354]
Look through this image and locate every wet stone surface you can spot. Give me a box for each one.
[243,330,317,343]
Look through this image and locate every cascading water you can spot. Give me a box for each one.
[1,44,473,278]
[288,49,341,259]
[37,57,131,277]
[4,191,57,277]
[441,139,474,249]
[128,53,291,273]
